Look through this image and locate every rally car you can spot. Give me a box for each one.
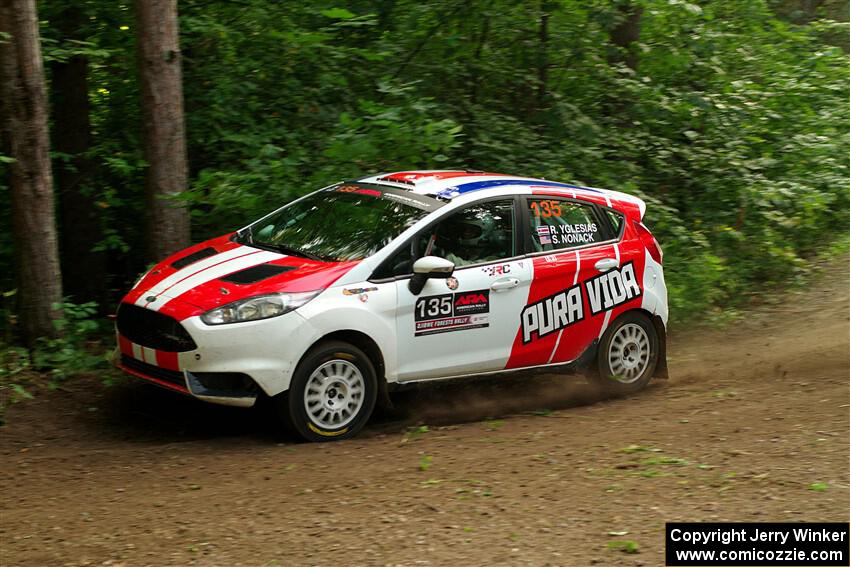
[115,170,668,441]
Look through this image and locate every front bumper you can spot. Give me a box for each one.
[115,352,259,407]
[115,303,321,405]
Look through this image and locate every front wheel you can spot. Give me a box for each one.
[591,312,659,395]
[278,341,377,442]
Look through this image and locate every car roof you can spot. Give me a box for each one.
[354,170,646,221]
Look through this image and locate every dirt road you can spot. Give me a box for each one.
[2,260,848,567]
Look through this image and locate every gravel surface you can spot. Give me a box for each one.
[2,259,848,566]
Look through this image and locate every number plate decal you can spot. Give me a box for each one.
[414,290,490,336]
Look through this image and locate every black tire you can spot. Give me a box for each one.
[591,311,659,395]
[278,340,377,442]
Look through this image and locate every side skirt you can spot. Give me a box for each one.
[388,340,600,392]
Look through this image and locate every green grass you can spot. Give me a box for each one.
[640,456,690,466]
[607,540,639,554]
[403,425,429,442]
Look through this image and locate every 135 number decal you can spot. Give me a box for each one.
[530,200,563,218]
[415,295,453,321]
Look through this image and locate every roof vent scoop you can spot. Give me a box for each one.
[171,247,218,269]
[377,175,416,186]
[220,264,295,285]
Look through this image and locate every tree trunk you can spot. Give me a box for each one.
[0,0,64,344]
[536,1,552,114]
[50,7,107,306]
[608,2,643,71]
[135,0,190,262]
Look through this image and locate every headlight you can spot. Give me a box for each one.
[201,291,320,325]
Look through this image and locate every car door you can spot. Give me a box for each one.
[391,197,532,381]
[505,195,632,369]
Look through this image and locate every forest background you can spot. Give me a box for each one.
[0,0,848,396]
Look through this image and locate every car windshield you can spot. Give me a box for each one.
[234,184,440,262]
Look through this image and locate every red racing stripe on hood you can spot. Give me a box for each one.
[122,233,361,320]
[170,257,359,315]
[124,234,242,305]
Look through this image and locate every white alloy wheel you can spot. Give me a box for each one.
[304,359,365,429]
[606,322,651,384]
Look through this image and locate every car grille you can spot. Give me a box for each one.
[121,354,186,388]
[116,303,197,352]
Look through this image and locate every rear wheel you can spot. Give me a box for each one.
[278,341,377,442]
[592,311,659,395]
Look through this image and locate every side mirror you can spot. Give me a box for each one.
[408,256,455,295]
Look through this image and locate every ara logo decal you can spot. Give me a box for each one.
[454,290,489,315]
[337,185,382,197]
[521,284,584,344]
[584,261,641,315]
[455,292,487,305]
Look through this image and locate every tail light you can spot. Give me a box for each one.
[634,221,663,264]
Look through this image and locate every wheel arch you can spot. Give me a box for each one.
[626,307,668,379]
[308,329,392,408]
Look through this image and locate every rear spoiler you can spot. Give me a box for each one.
[598,188,646,223]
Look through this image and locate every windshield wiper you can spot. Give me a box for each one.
[235,226,254,243]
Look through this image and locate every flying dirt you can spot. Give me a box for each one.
[1,257,847,566]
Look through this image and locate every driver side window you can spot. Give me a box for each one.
[376,199,516,278]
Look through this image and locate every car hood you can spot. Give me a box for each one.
[123,234,359,317]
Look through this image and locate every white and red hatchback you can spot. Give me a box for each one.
[116,171,668,441]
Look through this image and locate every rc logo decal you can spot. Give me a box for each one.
[481,264,511,277]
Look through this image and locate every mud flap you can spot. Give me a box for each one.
[376,373,394,411]
[652,315,669,380]
[575,339,600,371]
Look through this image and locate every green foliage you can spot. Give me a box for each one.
[1,300,116,422]
[176,1,849,322]
[0,345,34,425]
[32,302,108,381]
[3,0,848,354]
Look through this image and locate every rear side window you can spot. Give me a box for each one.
[527,197,604,252]
[605,209,625,237]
